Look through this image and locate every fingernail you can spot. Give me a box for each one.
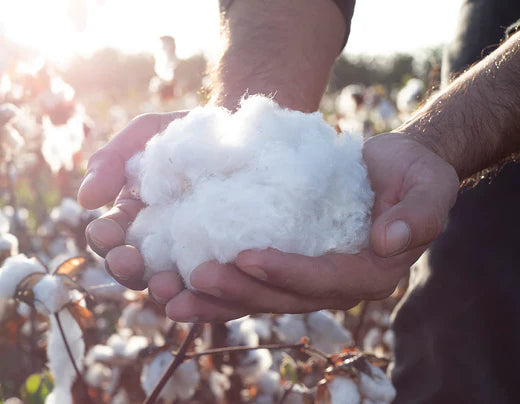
[149,291,169,305]
[105,260,129,281]
[194,286,222,298]
[385,220,411,256]
[241,265,268,281]
[86,218,125,249]
[79,171,95,194]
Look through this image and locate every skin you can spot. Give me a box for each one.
[77,2,520,322]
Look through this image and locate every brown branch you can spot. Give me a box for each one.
[353,301,369,345]
[54,312,93,404]
[180,342,307,359]
[143,323,202,404]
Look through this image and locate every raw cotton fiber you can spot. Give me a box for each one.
[126,96,374,287]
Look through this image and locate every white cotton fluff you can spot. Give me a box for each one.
[227,316,259,346]
[358,364,396,403]
[0,254,46,298]
[0,233,18,256]
[0,210,10,233]
[208,370,230,401]
[141,352,200,403]
[126,96,374,287]
[274,314,307,344]
[328,376,361,404]
[33,275,72,315]
[42,114,84,173]
[45,310,84,404]
[308,310,352,354]
[50,198,84,228]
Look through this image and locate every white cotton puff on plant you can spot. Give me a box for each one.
[208,370,230,401]
[328,376,361,404]
[0,210,10,233]
[226,316,259,346]
[50,198,85,228]
[33,274,72,315]
[0,254,46,298]
[42,113,84,173]
[274,314,307,344]
[307,310,352,354]
[141,352,200,403]
[126,96,374,287]
[0,233,19,256]
[45,310,84,404]
[358,363,396,403]
[236,348,273,383]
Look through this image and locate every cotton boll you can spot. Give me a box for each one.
[46,310,84,404]
[0,233,19,256]
[363,328,383,354]
[33,275,72,315]
[85,362,112,388]
[328,376,361,404]
[0,210,10,233]
[50,198,84,228]
[236,348,273,382]
[382,330,395,350]
[227,316,259,346]
[127,96,374,286]
[275,314,307,344]
[41,114,84,173]
[86,344,115,364]
[141,352,199,403]
[308,311,352,354]
[118,302,162,337]
[358,364,396,403]
[79,266,125,300]
[209,370,230,401]
[0,254,46,298]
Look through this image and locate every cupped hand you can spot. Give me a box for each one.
[79,114,459,322]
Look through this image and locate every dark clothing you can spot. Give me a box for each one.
[392,1,520,403]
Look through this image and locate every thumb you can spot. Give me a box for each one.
[370,177,458,257]
[78,111,185,209]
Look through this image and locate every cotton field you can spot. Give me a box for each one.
[0,40,430,404]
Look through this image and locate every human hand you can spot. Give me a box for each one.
[79,115,459,322]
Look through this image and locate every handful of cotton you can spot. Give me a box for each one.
[126,96,374,288]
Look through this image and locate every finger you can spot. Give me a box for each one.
[148,271,184,304]
[105,245,147,290]
[86,186,143,257]
[189,261,327,313]
[235,248,354,298]
[370,159,459,257]
[78,111,186,209]
[165,290,250,323]
[235,247,420,301]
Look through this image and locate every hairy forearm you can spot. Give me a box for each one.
[210,0,347,112]
[399,31,520,180]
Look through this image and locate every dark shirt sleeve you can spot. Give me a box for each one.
[505,19,520,38]
[219,0,355,53]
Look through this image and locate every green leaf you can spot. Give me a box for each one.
[279,352,299,384]
[25,374,42,395]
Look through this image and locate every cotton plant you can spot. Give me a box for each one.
[275,310,353,354]
[0,254,95,404]
[140,351,200,404]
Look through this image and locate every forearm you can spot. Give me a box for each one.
[210,0,348,112]
[399,31,520,180]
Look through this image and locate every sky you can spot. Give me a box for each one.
[0,0,463,64]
